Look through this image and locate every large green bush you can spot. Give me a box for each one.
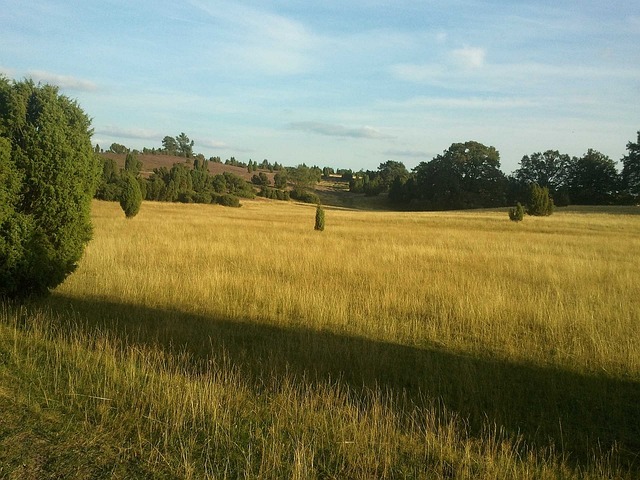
[508,202,525,222]
[119,173,142,218]
[290,188,320,204]
[527,184,554,216]
[0,78,99,298]
[257,186,290,201]
[216,194,241,208]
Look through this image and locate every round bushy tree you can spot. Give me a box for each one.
[0,77,99,298]
[119,173,142,218]
[314,205,325,231]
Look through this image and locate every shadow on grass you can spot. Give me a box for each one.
[34,294,640,471]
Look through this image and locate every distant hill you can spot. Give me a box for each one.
[100,153,263,181]
[99,153,388,209]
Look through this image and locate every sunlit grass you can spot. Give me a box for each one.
[63,200,640,376]
[1,199,638,478]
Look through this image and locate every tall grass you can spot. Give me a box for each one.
[1,200,639,478]
[62,201,640,376]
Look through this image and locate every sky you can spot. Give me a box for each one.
[1,0,639,173]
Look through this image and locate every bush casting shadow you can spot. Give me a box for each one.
[33,294,640,472]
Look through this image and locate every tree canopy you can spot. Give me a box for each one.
[0,77,99,298]
[515,150,571,193]
[622,131,640,200]
[176,132,194,158]
[411,141,506,210]
[567,149,619,205]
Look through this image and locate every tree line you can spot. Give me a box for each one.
[96,133,329,209]
[97,154,254,208]
[99,132,640,211]
[347,137,640,210]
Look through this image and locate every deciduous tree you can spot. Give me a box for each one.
[413,141,506,209]
[378,160,409,190]
[109,142,128,154]
[515,150,571,193]
[622,131,640,200]
[567,149,619,204]
[162,135,178,155]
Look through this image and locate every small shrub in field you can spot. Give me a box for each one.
[527,184,554,216]
[509,202,525,222]
[258,187,290,201]
[290,188,320,204]
[120,173,142,218]
[216,194,241,208]
[315,205,325,231]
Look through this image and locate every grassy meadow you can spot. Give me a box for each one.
[1,199,639,478]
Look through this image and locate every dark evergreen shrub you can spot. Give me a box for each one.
[315,205,325,231]
[527,184,554,216]
[251,172,270,186]
[258,187,290,201]
[508,202,525,222]
[0,78,100,298]
[95,181,123,201]
[120,173,142,218]
[553,189,570,207]
[217,194,241,207]
[193,191,213,204]
[137,177,148,200]
[290,188,320,204]
[178,191,196,203]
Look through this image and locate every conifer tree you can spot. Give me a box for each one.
[527,184,554,216]
[314,205,325,231]
[508,202,525,221]
[0,77,99,297]
[120,172,143,218]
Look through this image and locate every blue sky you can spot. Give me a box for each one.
[2,0,639,173]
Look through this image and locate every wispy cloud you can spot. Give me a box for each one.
[0,66,16,77]
[187,0,318,75]
[198,138,229,149]
[384,148,431,159]
[384,96,539,109]
[288,121,394,140]
[27,70,98,92]
[390,63,444,83]
[389,57,640,99]
[451,46,486,69]
[96,125,161,140]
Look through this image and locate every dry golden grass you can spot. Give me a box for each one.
[1,199,638,478]
[61,200,640,378]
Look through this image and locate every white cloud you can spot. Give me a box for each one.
[451,46,486,69]
[96,126,161,140]
[27,70,98,91]
[389,46,486,83]
[288,121,394,139]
